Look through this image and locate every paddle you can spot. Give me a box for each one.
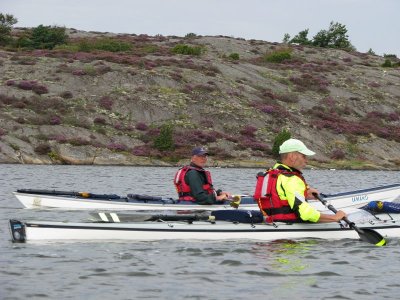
[313,193,386,246]
[228,195,241,208]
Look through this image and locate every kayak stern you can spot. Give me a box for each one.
[9,219,26,243]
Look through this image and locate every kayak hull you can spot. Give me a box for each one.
[9,216,400,242]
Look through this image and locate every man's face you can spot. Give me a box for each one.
[192,154,208,168]
[288,152,308,170]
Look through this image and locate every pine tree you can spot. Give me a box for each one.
[0,13,17,45]
[272,129,291,157]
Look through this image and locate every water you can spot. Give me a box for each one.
[1,164,400,299]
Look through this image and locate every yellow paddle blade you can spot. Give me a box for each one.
[376,238,387,247]
[230,195,241,208]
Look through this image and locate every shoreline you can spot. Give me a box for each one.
[1,160,399,171]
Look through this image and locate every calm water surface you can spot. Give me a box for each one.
[1,164,400,299]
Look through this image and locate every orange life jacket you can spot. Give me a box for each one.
[174,165,214,201]
[253,168,307,222]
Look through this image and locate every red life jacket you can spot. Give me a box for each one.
[253,168,307,222]
[174,165,214,201]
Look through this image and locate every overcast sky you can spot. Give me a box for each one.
[2,0,399,57]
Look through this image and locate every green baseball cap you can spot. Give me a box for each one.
[279,139,315,156]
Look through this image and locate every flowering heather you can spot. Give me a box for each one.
[50,116,62,125]
[32,84,49,95]
[237,137,270,153]
[5,80,16,86]
[94,117,107,125]
[99,96,113,110]
[135,86,146,92]
[276,93,299,103]
[113,123,123,130]
[330,149,346,160]
[17,80,37,90]
[68,137,91,146]
[320,96,336,107]
[368,82,381,88]
[261,105,275,113]
[260,89,276,100]
[199,119,214,128]
[289,73,330,93]
[72,69,86,76]
[135,122,148,131]
[240,125,257,137]
[107,142,128,152]
[388,112,400,122]
[132,145,151,156]
[251,101,291,118]
[173,129,218,147]
[193,84,218,92]
[181,84,193,94]
[0,128,6,136]
[50,134,68,143]
[299,62,332,73]
[95,65,112,75]
[170,72,183,81]
[60,91,73,99]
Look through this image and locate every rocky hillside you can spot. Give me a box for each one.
[0,29,400,169]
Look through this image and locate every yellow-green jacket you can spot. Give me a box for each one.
[273,163,321,222]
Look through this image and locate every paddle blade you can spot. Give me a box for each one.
[357,228,386,246]
[229,195,241,208]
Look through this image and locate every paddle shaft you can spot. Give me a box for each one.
[314,193,355,227]
[313,193,386,245]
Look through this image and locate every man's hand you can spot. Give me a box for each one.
[216,192,231,201]
[334,210,347,221]
[306,187,319,199]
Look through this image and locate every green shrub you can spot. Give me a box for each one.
[228,53,240,60]
[74,38,132,52]
[172,44,202,55]
[48,151,61,161]
[384,54,397,59]
[272,129,291,157]
[185,33,197,39]
[264,49,292,63]
[382,59,392,68]
[30,25,68,49]
[289,29,311,45]
[153,124,175,151]
[284,21,355,50]
[312,22,354,49]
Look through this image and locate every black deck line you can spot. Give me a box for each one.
[325,183,400,198]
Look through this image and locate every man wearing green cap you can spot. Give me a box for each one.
[254,139,346,223]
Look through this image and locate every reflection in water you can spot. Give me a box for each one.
[252,239,319,273]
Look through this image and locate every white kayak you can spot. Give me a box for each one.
[13,184,400,211]
[8,210,400,243]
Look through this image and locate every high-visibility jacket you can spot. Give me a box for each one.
[253,163,320,223]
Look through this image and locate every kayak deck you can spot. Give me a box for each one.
[13,183,400,211]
